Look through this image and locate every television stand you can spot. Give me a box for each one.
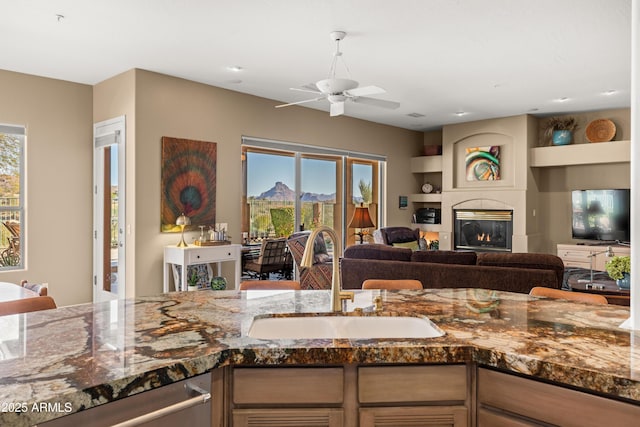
[557,243,630,272]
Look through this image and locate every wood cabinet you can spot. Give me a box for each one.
[218,364,469,427]
[477,368,640,427]
[557,243,630,271]
[359,365,468,427]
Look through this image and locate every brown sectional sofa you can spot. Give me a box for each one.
[340,244,564,294]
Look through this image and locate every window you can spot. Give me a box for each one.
[242,137,385,248]
[0,124,25,270]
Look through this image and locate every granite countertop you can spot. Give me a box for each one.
[0,288,638,425]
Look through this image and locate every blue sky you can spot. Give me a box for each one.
[247,152,372,197]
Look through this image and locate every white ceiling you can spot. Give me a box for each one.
[1,0,631,131]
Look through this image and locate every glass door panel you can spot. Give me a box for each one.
[346,160,377,246]
[301,155,341,253]
[245,150,295,241]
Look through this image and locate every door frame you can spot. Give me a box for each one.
[93,116,126,302]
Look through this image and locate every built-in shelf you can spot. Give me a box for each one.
[412,223,443,232]
[410,155,443,173]
[529,140,630,167]
[409,193,443,203]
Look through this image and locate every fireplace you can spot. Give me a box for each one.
[454,209,513,252]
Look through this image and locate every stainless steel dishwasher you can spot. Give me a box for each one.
[38,373,211,427]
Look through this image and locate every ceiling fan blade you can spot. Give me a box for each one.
[275,96,325,108]
[345,85,385,97]
[290,86,322,95]
[330,101,345,117]
[352,96,400,110]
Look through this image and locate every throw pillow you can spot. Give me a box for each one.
[385,227,420,244]
[392,241,420,251]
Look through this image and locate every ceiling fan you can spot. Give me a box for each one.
[275,31,400,117]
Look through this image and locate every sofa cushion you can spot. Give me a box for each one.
[411,250,477,265]
[476,252,565,286]
[343,244,412,262]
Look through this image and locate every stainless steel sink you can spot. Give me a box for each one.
[247,315,445,339]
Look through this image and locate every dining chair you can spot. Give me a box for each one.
[362,279,423,290]
[529,286,608,305]
[0,296,57,316]
[239,280,301,290]
[243,238,288,280]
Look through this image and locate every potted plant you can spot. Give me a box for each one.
[605,255,631,289]
[543,116,578,146]
[187,269,199,291]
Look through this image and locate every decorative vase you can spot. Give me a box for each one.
[210,276,227,290]
[187,285,198,292]
[552,130,572,146]
[616,272,631,290]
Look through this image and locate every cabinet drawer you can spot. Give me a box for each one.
[187,247,235,263]
[233,367,343,405]
[562,260,590,269]
[557,248,589,261]
[358,365,466,403]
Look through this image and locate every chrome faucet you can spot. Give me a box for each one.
[301,225,354,312]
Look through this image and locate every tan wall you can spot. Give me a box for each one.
[133,70,422,296]
[0,70,93,307]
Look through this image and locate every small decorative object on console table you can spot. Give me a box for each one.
[543,116,578,146]
[606,255,631,290]
[349,203,375,244]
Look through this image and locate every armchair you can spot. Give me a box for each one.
[286,231,333,290]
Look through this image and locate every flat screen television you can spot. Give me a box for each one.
[571,189,630,242]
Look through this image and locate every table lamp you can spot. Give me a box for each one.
[176,213,191,247]
[349,203,375,244]
[578,246,613,289]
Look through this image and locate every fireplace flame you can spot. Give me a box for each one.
[477,233,491,242]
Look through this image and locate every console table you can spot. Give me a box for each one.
[163,244,242,292]
[568,276,630,306]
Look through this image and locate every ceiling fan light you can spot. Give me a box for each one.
[316,78,358,94]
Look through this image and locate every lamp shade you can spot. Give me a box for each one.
[176,213,191,226]
[349,203,375,229]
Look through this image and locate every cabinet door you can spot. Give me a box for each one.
[478,368,640,427]
[233,408,343,426]
[360,406,467,427]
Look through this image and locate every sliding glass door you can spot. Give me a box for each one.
[243,148,341,242]
[242,138,385,254]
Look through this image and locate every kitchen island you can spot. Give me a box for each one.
[0,288,639,426]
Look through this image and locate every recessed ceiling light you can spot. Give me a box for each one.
[528,108,539,112]
[226,66,244,72]
[56,14,65,23]
[407,112,425,118]
[603,89,617,96]
[454,111,468,117]
[555,97,570,103]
